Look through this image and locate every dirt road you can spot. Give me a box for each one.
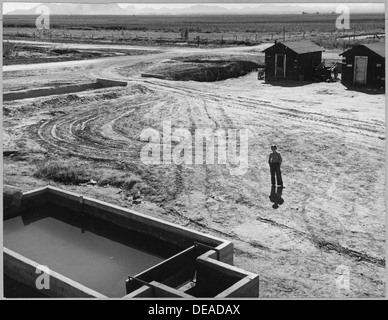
[3,41,385,298]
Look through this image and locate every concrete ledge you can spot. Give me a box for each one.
[19,186,51,215]
[96,78,128,87]
[215,274,260,298]
[126,245,199,293]
[123,285,153,298]
[150,281,193,298]
[197,255,257,279]
[124,281,193,298]
[3,78,127,101]
[22,185,51,200]
[3,83,97,101]
[4,248,107,298]
[199,241,234,265]
[187,254,258,297]
[141,73,165,80]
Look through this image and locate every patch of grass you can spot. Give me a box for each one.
[3,41,17,59]
[97,170,141,191]
[34,161,146,193]
[34,161,91,185]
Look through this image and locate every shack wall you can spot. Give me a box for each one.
[298,51,322,81]
[264,43,322,81]
[341,47,385,87]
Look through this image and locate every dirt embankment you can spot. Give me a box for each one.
[168,60,261,82]
[142,55,264,82]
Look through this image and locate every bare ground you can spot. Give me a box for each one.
[2,42,385,298]
[3,41,161,66]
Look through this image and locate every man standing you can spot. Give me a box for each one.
[268,144,283,188]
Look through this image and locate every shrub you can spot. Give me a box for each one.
[34,161,145,192]
[97,170,141,191]
[3,41,17,59]
[34,161,91,184]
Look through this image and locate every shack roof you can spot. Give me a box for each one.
[339,43,385,58]
[262,40,324,54]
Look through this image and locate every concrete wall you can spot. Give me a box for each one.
[151,281,193,298]
[4,248,107,298]
[187,258,243,297]
[128,246,259,298]
[25,186,229,251]
[96,78,128,87]
[123,286,153,298]
[189,253,259,298]
[216,275,260,298]
[126,245,199,293]
[3,78,127,101]
[11,186,259,298]
[3,83,97,101]
[202,241,234,265]
[141,73,165,79]
[3,185,23,218]
[125,281,192,298]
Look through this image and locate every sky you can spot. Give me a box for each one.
[2,2,385,14]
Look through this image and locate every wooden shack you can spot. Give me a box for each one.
[339,43,385,88]
[262,40,324,81]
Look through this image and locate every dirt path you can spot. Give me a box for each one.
[3,42,385,298]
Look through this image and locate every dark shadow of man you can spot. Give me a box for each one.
[269,185,284,209]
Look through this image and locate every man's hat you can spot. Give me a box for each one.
[271,144,277,148]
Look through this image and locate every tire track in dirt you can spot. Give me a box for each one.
[165,199,384,267]
[201,99,219,218]
[143,80,384,139]
[294,150,363,266]
[29,80,385,269]
[35,90,161,162]
[256,212,385,267]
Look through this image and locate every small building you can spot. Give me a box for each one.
[339,43,385,88]
[262,40,324,81]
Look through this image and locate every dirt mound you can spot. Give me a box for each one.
[151,59,262,82]
[51,48,80,55]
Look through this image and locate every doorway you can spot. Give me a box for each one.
[353,56,368,85]
[275,54,286,78]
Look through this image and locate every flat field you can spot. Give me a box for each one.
[3,14,385,48]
